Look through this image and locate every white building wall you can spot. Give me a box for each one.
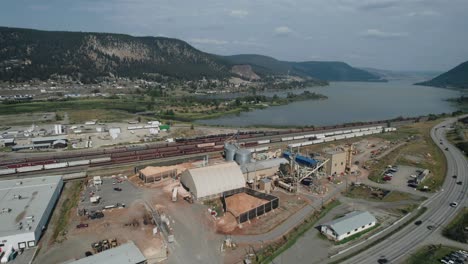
[0,232,35,250]
[336,221,376,241]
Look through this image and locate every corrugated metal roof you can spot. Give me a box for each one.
[70,241,146,264]
[241,158,288,173]
[32,135,67,143]
[323,211,376,236]
[181,162,245,199]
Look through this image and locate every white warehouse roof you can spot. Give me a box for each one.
[180,162,245,200]
[322,211,376,237]
[0,176,63,239]
[70,241,146,264]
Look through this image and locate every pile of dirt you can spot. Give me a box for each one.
[225,193,268,217]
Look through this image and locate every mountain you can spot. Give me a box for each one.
[361,67,441,82]
[0,26,229,83]
[0,26,380,83]
[415,61,468,89]
[224,54,382,81]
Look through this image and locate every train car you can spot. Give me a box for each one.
[44,162,68,170]
[288,143,302,148]
[293,135,305,140]
[197,142,216,148]
[257,139,270,144]
[281,137,294,142]
[17,165,44,173]
[90,157,112,164]
[0,168,16,175]
[111,151,136,158]
[67,160,91,166]
[126,145,148,151]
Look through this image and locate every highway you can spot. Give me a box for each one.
[340,118,468,264]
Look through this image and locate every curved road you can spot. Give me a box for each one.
[341,118,468,264]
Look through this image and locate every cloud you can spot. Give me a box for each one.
[189,38,229,45]
[337,0,400,11]
[360,29,409,38]
[407,10,439,17]
[229,9,249,18]
[274,26,292,35]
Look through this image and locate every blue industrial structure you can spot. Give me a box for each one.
[283,152,318,167]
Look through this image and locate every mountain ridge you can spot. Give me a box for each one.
[415,60,468,89]
[0,26,380,83]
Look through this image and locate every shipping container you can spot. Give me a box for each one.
[44,162,68,169]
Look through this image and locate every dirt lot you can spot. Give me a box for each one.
[225,192,269,217]
[35,202,165,263]
[217,190,309,235]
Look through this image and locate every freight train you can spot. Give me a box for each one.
[0,123,399,176]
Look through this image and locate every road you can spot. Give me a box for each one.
[339,117,468,264]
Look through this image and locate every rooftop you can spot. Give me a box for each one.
[323,211,376,236]
[31,135,67,143]
[0,176,62,237]
[70,241,146,264]
[241,158,288,173]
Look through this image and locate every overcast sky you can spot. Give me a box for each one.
[1,0,467,71]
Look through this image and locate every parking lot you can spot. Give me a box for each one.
[80,175,143,212]
[379,165,429,192]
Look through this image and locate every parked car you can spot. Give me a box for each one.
[85,251,93,257]
[113,187,122,191]
[414,220,422,225]
[76,223,89,228]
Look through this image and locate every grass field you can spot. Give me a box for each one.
[52,181,83,243]
[442,207,468,243]
[66,109,135,123]
[406,245,464,264]
[345,185,416,202]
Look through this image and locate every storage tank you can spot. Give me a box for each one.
[224,143,237,161]
[235,149,252,165]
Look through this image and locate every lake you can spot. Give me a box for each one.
[196,81,462,127]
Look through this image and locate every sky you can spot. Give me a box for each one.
[1,0,468,71]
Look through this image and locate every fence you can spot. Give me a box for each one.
[222,187,280,224]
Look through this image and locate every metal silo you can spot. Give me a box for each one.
[224,143,237,161]
[235,149,252,165]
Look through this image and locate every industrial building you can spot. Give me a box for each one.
[70,241,146,264]
[321,211,376,241]
[0,176,63,250]
[324,148,349,176]
[180,162,245,200]
[0,138,15,147]
[241,158,288,182]
[31,135,68,145]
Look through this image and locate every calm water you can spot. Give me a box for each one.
[197,81,461,127]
